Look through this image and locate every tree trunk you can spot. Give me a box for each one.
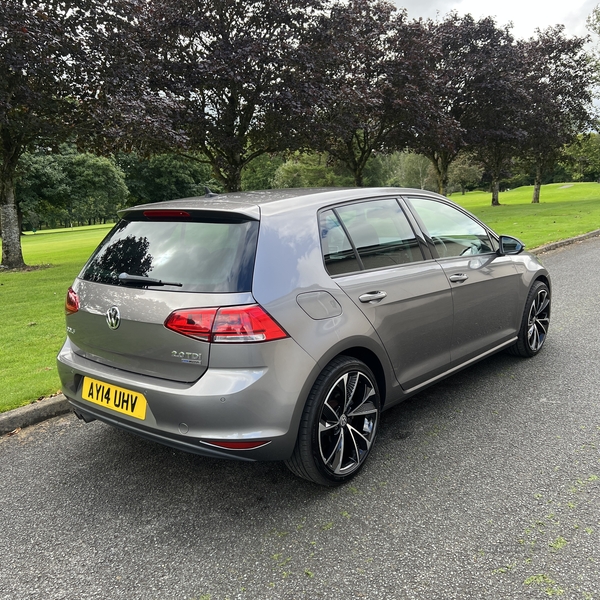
[491,180,500,206]
[225,168,242,192]
[353,168,364,187]
[434,165,448,196]
[425,152,451,197]
[532,163,542,204]
[0,171,26,269]
[346,135,369,188]
[212,161,243,192]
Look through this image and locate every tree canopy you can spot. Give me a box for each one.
[518,27,595,203]
[18,149,128,229]
[139,0,325,192]
[0,0,146,267]
[1,0,597,268]
[303,0,434,186]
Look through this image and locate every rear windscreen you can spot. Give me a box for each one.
[80,217,259,292]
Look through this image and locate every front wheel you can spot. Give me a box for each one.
[508,281,551,357]
[285,356,380,486]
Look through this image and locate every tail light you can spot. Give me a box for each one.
[65,287,79,314]
[163,308,216,342]
[164,304,288,343]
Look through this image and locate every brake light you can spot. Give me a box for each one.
[164,305,288,343]
[143,210,190,219]
[65,287,79,314]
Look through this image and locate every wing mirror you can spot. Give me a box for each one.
[497,235,525,256]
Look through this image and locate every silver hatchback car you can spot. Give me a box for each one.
[57,188,551,485]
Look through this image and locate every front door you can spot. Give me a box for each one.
[405,196,522,365]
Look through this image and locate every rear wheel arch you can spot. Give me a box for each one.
[334,346,387,408]
[283,338,392,462]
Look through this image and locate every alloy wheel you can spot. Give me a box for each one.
[527,287,550,352]
[318,370,379,476]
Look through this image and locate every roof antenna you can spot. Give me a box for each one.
[204,186,218,198]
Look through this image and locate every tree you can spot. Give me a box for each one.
[380,152,436,190]
[460,23,527,205]
[0,0,144,268]
[16,152,70,230]
[410,14,478,196]
[306,0,433,186]
[271,152,353,188]
[241,154,285,191]
[414,14,521,202]
[141,0,324,193]
[518,27,595,203]
[63,152,128,225]
[17,148,128,229]
[561,134,600,181]
[1,1,80,266]
[117,153,217,204]
[448,153,482,194]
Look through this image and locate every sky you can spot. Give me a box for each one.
[395,0,598,39]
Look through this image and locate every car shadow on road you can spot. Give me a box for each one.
[53,351,531,525]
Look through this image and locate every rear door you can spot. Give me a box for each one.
[320,197,454,390]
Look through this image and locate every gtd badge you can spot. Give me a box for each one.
[106,306,121,330]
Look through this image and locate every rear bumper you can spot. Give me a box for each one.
[57,337,317,461]
[68,399,260,461]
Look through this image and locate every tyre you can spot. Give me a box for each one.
[285,356,380,486]
[508,280,551,357]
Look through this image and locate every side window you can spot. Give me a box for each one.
[407,197,495,258]
[336,199,423,270]
[319,210,361,275]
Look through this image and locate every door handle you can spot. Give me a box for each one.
[449,273,468,283]
[359,291,387,303]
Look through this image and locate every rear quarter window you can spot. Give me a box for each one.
[80,216,259,292]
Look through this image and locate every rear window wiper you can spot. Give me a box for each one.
[118,272,183,287]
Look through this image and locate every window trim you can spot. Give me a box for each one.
[402,195,499,259]
[318,197,428,277]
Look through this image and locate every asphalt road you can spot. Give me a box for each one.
[1,237,600,600]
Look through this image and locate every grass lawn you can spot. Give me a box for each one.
[1,182,600,413]
[1,224,112,413]
[452,182,600,249]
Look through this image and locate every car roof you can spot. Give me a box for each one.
[120,188,446,219]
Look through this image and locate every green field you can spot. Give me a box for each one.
[1,224,112,413]
[1,183,600,413]
[451,183,600,249]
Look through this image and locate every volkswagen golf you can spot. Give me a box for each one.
[57,188,551,485]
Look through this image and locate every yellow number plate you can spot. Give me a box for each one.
[82,377,147,420]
